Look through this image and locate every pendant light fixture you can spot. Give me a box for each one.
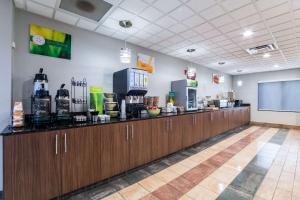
[119,20,132,64]
[120,40,131,64]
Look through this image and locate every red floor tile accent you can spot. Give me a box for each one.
[151,184,183,200]
[141,127,268,200]
[169,176,195,194]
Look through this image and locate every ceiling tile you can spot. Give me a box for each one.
[186,0,216,12]
[230,4,257,20]
[143,24,163,35]
[95,26,116,36]
[168,23,187,33]
[200,5,225,20]
[77,19,98,31]
[180,30,198,39]
[221,0,251,12]
[153,0,182,13]
[261,3,289,19]
[256,0,288,11]
[157,29,174,39]
[120,0,148,14]
[239,14,262,27]
[219,22,240,33]
[110,8,136,21]
[31,0,56,8]
[155,16,177,28]
[211,14,233,27]
[167,35,185,43]
[54,10,78,25]
[26,1,54,18]
[293,0,300,10]
[139,6,163,21]
[194,23,214,34]
[182,15,205,27]
[169,5,194,21]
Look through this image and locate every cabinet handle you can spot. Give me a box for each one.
[64,133,67,153]
[170,119,173,131]
[131,124,134,139]
[126,125,129,141]
[194,115,197,125]
[166,119,169,132]
[55,134,58,155]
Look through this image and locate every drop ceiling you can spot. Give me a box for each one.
[13,0,300,75]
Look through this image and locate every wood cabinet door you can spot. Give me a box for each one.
[182,114,195,148]
[220,110,229,133]
[100,123,130,179]
[4,131,61,200]
[151,118,169,160]
[194,113,204,144]
[60,127,101,194]
[202,112,212,140]
[168,116,183,154]
[129,120,152,169]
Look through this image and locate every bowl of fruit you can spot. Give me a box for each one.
[147,106,161,117]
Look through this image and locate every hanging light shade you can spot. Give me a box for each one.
[120,47,131,64]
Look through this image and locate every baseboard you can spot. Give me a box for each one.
[250,121,300,130]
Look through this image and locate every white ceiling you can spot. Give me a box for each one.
[14,0,300,75]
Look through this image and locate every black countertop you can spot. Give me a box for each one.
[1,106,250,136]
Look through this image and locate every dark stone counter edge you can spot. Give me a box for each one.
[1,106,250,136]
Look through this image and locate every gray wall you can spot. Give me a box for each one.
[233,68,300,126]
[0,0,14,191]
[13,9,232,113]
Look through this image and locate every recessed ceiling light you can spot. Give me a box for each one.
[274,64,280,68]
[218,61,226,65]
[237,69,243,73]
[263,53,271,58]
[243,30,253,37]
[187,48,196,53]
[119,20,132,28]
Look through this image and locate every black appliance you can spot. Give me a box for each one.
[55,84,71,121]
[113,68,149,118]
[31,68,51,124]
[234,100,243,107]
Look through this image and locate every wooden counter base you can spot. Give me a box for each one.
[4,107,250,200]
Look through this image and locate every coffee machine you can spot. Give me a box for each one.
[113,68,149,118]
[31,68,51,124]
[55,84,71,121]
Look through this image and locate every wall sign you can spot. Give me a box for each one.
[212,74,225,84]
[137,53,155,74]
[29,24,71,60]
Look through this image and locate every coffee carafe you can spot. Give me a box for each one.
[55,84,71,121]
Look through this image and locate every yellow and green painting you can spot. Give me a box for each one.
[29,24,71,59]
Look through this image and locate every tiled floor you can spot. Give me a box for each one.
[64,126,300,200]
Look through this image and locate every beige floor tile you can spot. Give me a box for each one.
[273,188,292,200]
[103,192,124,200]
[138,175,166,192]
[154,168,179,183]
[293,181,300,198]
[277,171,295,192]
[198,177,227,195]
[178,158,199,170]
[179,195,193,200]
[265,165,283,181]
[255,177,278,200]
[119,183,149,200]
[252,196,268,200]
[168,163,190,175]
[185,185,218,200]
[210,166,239,184]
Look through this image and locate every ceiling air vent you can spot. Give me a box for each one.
[246,43,278,55]
[60,0,113,22]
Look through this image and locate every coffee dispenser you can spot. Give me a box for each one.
[55,84,71,121]
[113,68,149,118]
[31,68,51,124]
